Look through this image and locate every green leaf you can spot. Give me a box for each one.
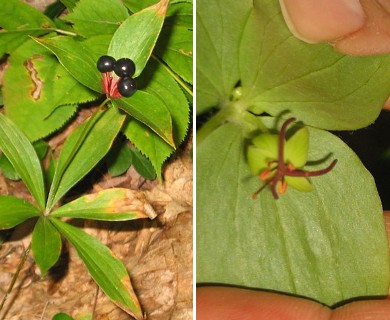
[140,59,190,147]
[52,314,73,320]
[46,151,57,187]
[165,0,193,29]
[0,30,45,57]
[198,0,390,131]
[47,107,125,209]
[33,140,49,160]
[0,141,45,181]
[83,34,112,59]
[108,0,169,77]
[32,217,62,277]
[4,39,97,141]
[0,113,46,208]
[121,59,190,179]
[0,196,40,230]
[0,0,54,30]
[197,122,389,306]
[113,90,174,147]
[196,0,253,114]
[130,147,156,180]
[155,25,193,84]
[64,0,128,37]
[124,0,192,15]
[123,0,158,12]
[51,188,154,220]
[0,154,20,180]
[106,142,133,177]
[34,36,102,93]
[50,218,143,319]
[0,0,55,55]
[122,119,173,181]
[238,0,390,130]
[60,0,78,11]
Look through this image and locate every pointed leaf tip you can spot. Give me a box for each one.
[50,218,143,318]
[153,0,169,16]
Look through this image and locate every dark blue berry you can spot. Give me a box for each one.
[114,58,136,78]
[97,55,116,73]
[118,77,137,97]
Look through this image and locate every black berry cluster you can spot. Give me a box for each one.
[97,55,137,98]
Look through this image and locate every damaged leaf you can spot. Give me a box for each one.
[34,36,102,93]
[51,188,156,220]
[50,218,143,319]
[3,39,97,141]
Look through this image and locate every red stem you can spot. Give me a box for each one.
[278,118,296,167]
[285,159,338,177]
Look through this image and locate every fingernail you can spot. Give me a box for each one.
[279,0,366,43]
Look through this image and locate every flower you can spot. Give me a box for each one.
[247,118,337,199]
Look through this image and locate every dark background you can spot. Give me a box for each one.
[337,110,390,210]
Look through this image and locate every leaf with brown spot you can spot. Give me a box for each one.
[4,39,97,141]
[51,188,156,220]
[50,218,143,319]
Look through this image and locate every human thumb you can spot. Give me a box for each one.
[279,0,366,43]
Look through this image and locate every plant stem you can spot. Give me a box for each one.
[0,243,32,317]
[198,100,268,145]
[52,28,78,36]
[151,54,193,97]
[197,108,231,145]
[92,285,100,319]
[24,27,78,37]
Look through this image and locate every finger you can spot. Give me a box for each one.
[197,287,390,320]
[332,300,390,320]
[334,0,390,55]
[383,97,390,111]
[279,0,366,43]
[197,286,331,320]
